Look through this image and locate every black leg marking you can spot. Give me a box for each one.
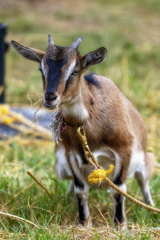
[73,173,84,190]
[114,193,124,225]
[77,194,87,224]
[68,155,90,226]
[113,170,122,186]
[110,183,127,229]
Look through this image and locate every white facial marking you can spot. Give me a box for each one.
[65,59,76,81]
[41,60,47,78]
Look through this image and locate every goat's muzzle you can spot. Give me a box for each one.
[43,92,58,109]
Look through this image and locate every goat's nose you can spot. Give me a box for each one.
[45,92,57,101]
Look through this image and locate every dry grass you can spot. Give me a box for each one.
[0,0,160,239]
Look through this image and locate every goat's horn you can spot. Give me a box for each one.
[71,36,83,49]
[48,34,54,46]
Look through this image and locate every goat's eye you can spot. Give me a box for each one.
[72,71,79,76]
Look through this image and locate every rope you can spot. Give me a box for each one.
[88,166,114,184]
[104,175,160,213]
[77,126,160,213]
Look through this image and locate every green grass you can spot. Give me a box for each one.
[1,0,160,238]
[1,140,160,239]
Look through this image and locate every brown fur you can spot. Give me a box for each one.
[60,75,146,182]
[11,39,151,183]
[11,38,155,228]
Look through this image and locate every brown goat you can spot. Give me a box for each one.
[11,35,155,229]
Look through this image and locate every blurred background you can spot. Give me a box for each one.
[1,0,160,114]
[0,0,160,237]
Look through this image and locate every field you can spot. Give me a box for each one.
[0,0,160,239]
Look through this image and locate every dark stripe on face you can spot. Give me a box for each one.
[45,58,67,93]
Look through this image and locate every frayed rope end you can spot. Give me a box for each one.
[88,164,114,185]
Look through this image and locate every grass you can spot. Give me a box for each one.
[0,0,160,238]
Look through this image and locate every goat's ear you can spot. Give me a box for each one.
[11,41,45,63]
[81,47,107,71]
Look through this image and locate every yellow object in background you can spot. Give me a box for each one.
[0,104,51,139]
[0,104,16,124]
[0,104,9,115]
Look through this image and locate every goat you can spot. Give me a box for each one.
[11,35,155,229]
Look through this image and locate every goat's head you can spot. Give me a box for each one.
[11,35,107,109]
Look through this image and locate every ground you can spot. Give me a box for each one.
[0,0,160,239]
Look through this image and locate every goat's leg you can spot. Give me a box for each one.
[110,183,127,230]
[135,153,155,206]
[68,155,91,227]
[110,151,131,230]
[66,180,74,195]
[135,177,154,206]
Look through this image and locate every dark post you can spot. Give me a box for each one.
[0,23,8,103]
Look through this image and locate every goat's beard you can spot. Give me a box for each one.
[50,109,63,144]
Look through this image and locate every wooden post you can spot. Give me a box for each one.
[0,23,8,103]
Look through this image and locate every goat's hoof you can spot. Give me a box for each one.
[78,217,92,229]
[114,221,127,232]
[149,199,155,207]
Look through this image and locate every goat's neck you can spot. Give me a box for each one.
[60,79,91,126]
